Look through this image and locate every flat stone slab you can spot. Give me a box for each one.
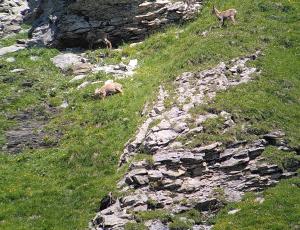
[0,45,25,56]
[51,53,82,72]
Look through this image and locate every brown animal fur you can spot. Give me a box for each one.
[94,82,123,99]
[212,5,237,28]
[86,31,112,50]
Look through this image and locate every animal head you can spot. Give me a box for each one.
[212,5,217,14]
[94,87,106,98]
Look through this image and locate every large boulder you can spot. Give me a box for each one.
[27,0,202,48]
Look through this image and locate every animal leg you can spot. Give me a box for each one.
[230,15,236,24]
[220,18,224,28]
[101,91,106,99]
[104,38,112,50]
[89,41,93,50]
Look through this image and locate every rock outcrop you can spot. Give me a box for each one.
[0,0,29,37]
[89,52,298,229]
[28,0,202,48]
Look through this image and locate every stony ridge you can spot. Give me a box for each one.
[89,52,298,230]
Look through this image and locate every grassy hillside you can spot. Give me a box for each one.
[213,177,300,230]
[0,0,299,229]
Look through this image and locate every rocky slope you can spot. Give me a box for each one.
[27,0,202,48]
[89,52,298,229]
[0,0,29,37]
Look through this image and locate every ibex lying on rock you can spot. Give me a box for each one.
[212,5,237,28]
[94,81,123,99]
[86,31,112,50]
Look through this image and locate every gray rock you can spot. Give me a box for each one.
[180,152,203,164]
[173,122,189,133]
[0,0,29,38]
[221,157,249,171]
[10,68,25,73]
[92,59,138,78]
[69,75,87,82]
[154,151,181,164]
[263,130,285,146]
[148,170,163,180]
[77,81,91,90]
[248,147,265,159]
[132,175,149,186]
[122,194,148,207]
[145,220,168,230]
[144,129,178,151]
[100,199,122,215]
[162,178,182,191]
[102,215,129,227]
[0,45,25,56]
[159,167,186,179]
[28,0,202,48]
[228,209,241,215]
[220,148,237,161]
[251,164,282,176]
[51,53,82,72]
[195,198,219,211]
[193,225,212,230]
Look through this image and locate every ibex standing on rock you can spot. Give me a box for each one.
[212,5,237,28]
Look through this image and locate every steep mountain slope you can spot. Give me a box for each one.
[0,0,299,229]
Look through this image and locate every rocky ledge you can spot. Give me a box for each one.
[89,52,299,230]
[28,0,202,48]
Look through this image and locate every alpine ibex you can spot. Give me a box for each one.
[94,81,123,99]
[212,5,237,28]
[86,30,112,50]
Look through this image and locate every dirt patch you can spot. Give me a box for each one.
[2,104,62,154]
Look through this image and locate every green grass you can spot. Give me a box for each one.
[133,209,202,229]
[262,146,300,170]
[0,24,30,48]
[0,0,299,229]
[213,177,300,230]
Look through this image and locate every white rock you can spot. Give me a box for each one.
[10,68,25,73]
[30,56,39,61]
[69,74,86,82]
[77,81,91,90]
[128,59,138,68]
[228,209,241,215]
[0,45,25,56]
[129,41,143,47]
[59,100,69,108]
[255,197,265,204]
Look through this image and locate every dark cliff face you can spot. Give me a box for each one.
[28,0,202,48]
